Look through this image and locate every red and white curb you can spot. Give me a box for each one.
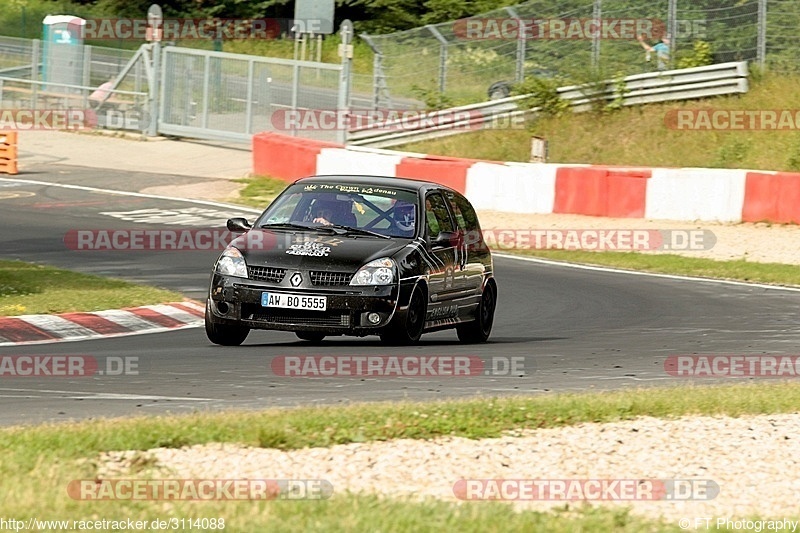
[0,300,205,346]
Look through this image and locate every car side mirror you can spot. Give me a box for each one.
[432,231,458,249]
[227,217,251,232]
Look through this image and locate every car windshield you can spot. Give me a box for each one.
[256,182,419,239]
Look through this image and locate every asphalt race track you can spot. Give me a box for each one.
[1,167,800,426]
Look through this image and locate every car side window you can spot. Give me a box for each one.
[444,191,479,232]
[425,192,455,240]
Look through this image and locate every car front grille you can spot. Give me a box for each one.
[310,271,353,286]
[248,266,286,284]
[243,305,351,327]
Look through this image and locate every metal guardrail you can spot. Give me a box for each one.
[348,61,749,148]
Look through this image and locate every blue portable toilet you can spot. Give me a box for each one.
[42,15,85,91]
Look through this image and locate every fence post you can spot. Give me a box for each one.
[426,25,449,94]
[337,20,354,144]
[667,0,677,63]
[148,42,160,137]
[505,7,526,82]
[757,0,767,68]
[591,0,601,70]
[245,59,254,135]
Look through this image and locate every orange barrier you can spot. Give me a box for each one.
[252,132,339,181]
[554,166,650,218]
[742,172,800,224]
[396,155,474,193]
[0,132,18,175]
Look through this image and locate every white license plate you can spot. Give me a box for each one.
[261,292,327,311]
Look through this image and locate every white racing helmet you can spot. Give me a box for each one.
[393,202,416,233]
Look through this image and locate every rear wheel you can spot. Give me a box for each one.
[380,285,426,345]
[205,303,250,346]
[457,281,496,343]
[295,332,326,343]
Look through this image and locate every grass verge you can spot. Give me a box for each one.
[0,260,185,316]
[499,250,800,287]
[396,73,800,173]
[3,383,799,531]
[232,176,291,209]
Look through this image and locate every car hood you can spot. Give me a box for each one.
[232,229,410,271]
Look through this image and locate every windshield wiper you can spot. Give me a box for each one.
[327,224,391,239]
[260,222,331,231]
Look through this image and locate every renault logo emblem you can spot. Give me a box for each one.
[290,272,302,287]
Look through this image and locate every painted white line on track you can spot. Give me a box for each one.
[0,177,262,214]
[0,387,215,401]
[494,253,800,293]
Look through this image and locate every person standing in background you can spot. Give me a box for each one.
[638,34,670,71]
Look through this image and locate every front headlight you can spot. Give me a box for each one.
[215,246,248,278]
[350,257,396,286]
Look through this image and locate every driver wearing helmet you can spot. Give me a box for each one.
[392,201,416,237]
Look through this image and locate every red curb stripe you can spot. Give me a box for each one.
[0,318,60,342]
[58,312,133,335]
[170,302,204,318]
[126,307,184,328]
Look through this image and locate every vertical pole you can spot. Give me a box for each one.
[201,54,210,129]
[31,39,39,107]
[591,0,601,70]
[506,7,525,82]
[337,20,353,144]
[426,25,449,95]
[245,59,254,134]
[291,63,299,138]
[668,0,677,64]
[149,41,160,136]
[31,39,39,81]
[757,0,767,68]
[82,45,91,87]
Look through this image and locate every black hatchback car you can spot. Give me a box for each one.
[205,175,496,345]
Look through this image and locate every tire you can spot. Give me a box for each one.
[380,285,427,345]
[295,331,326,343]
[205,303,250,346]
[457,281,496,343]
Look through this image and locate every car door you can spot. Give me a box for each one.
[444,190,486,295]
[423,191,460,320]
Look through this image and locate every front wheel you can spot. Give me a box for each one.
[457,281,496,343]
[380,285,426,345]
[205,304,250,346]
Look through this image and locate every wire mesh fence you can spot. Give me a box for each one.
[362,0,796,106]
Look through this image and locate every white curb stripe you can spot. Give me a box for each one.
[143,304,203,324]
[16,315,96,339]
[94,309,170,331]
